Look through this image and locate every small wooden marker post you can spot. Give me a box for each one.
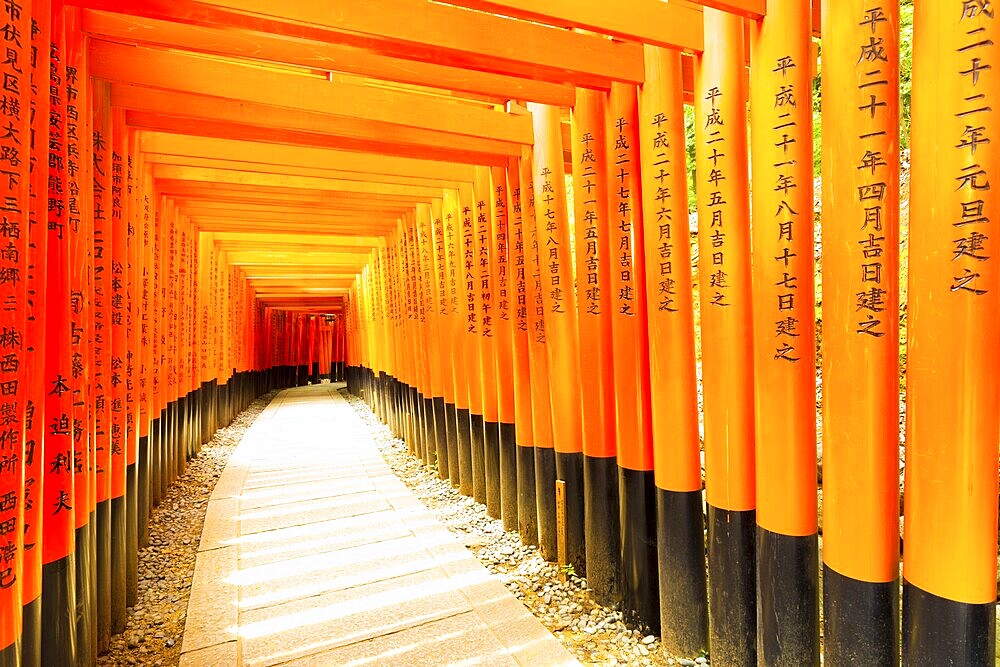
[555,479,567,581]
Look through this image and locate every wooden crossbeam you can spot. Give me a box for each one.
[116,85,521,164]
[212,232,381,247]
[140,133,475,182]
[189,218,397,234]
[127,110,514,166]
[69,0,644,87]
[91,41,533,143]
[445,0,704,52]
[152,164,446,199]
[146,155,465,190]
[153,180,431,204]
[83,10,576,106]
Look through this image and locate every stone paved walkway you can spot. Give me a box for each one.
[180,383,580,667]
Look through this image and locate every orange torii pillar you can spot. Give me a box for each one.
[67,18,97,662]
[442,190,464,488]
[821,1,900,664]
[137,170,155,549]
[21,0,49,657]
[429,200,453,482]
[694,9,756,665]
[108,108,129,638]
[639,45,708,657]
[904,2,998,663]
[461,182,484,500]
[508,156,537,546]
[446,187,472,492]
[491,168,518,531]
[475,166,502,517]
[90,78,112,657]
[42,1,80,661]
[529,104,586,573]
[0,0,30,659]
[750,0,818,663]
[607,82,659,633]
[416,206,440,469]
[523,147,557,560]
[571,88,621,605]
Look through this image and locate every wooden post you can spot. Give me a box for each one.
[695,9,757,665]
[639,44,708,658]
[607,81,659,634]
[508,156,537,546]
[904,2,998,663]
[570,87,621,607]
[42,4,79,661]
[820,1,900,664]
[749,1,818,663]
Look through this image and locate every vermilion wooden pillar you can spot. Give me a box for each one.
[904,2,998,663]
[507,159,537,546]
[66,14,96,664]
[694,10,757,665]
[821,1,900,665]
[0,0,31,662]
[571,87,621,608]
[607,82,658,634]
[749,1,818,663]
[639,45,707,657]
[41,3,79,663]
[21,0,48,654]
[528,103,585,573]
[521,148,556,559]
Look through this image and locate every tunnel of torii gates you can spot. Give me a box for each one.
[0,0,990,665]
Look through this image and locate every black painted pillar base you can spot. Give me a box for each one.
[903,579,993,667]
[656,488,708,657]
[619,467,660,634]
[469,413,486,505]
[21,595,40,667]
[498,422,517,532]
[150,414,162,508]
[0,637,17,666]
[422,395,436,467]
[756,527,818,666]
[41,554,78,667]
[584,455,621,607]
[707,506,756,667]
[74,521,95,667]
[484,420,501,519]
[433,397,448,481]
[516,444,537,547]
[534,447,557,561]
[138,435,150,548]
[445,403,460,488]
[824,565,898,666]
[555,451,585,576]
[126,462,139,606]
[456,408,473,497]
[110,495,127,635]
[95,499,111,654]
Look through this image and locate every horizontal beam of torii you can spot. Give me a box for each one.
[140,134,477,182]
[82,10,576,107]
[90,42,532,144]
[68,0,644,87]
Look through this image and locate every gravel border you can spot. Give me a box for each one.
[98,391,277,667]
[340,388,710,667]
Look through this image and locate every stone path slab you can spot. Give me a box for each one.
[181,384,580,667]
